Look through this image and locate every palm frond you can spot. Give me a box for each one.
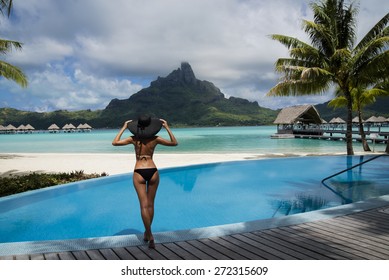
[355,12,389,51]
[353,35,389,67]
[0,39,23,54]
[269,34,311,50]
[267,76,331,97]
[302,19,334,55]
[356,50,389,85]
[0,60,28,87]
[328,96,347,108]
[290,47,322,62]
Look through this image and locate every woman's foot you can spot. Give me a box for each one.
[143,232,149,242]
[148,239,155,249]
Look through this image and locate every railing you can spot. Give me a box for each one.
[321,154,388,203]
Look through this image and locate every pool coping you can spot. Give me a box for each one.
[1,194,389,257]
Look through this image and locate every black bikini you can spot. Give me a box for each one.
[134,140,158,182]
[134,168,158,182]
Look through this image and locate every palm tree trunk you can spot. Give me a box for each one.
[358,110,371,152]
[346,94,354,155]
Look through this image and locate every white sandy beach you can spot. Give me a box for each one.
[0,151,368,177]
[0,153,257,176]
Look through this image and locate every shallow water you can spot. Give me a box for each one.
[0,126,382,154]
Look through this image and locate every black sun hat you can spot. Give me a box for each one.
[127,114,162,139]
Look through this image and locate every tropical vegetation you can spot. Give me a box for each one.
[0,0,28,88]
[328,86,389,152]
[0,171,107,197]
[267,0,389,155]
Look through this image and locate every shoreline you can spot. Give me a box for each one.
[0,151,380,177]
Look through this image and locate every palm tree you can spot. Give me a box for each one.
[0,0,28,88]
[329,86,388,151]
[267,0,389,155]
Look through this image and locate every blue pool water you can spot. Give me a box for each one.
[0,155,388,243]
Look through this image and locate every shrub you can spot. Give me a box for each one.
[0,171,108,197]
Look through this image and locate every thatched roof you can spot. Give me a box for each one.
[25,124,35,130]
[366,116,388,123]
[329,117,345,123]
[6,124,17,130]
[77,123,92,129]
[48,124,60,130]
[274,105,322,125]
[62,123,76,129]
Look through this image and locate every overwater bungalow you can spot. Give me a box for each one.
[48,124,60,133]
[272,105,388,143]
[272,105,323,138]
[77,123,92,132]
[62,123,76,133]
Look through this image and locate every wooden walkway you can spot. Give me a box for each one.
[2,206,389,260]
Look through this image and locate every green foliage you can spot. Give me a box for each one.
[0,171,107,198]
[268,0,389,155]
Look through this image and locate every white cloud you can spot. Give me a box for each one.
[1,0,387,111]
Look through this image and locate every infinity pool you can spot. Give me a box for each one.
[0,155,388,243]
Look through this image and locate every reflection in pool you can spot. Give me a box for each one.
[0,155,388,243]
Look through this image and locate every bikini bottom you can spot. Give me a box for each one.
[134,168,158,182]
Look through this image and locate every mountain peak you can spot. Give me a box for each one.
[151,61,197,87]
[180,62,196,84]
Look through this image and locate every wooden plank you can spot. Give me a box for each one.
[14,254,29,260]
[289,224,370,259]
[305,222,389,258]
[0,255,14,260]
[318,219,389,245]
[344,212,389,229]
[44,253,60,260]
[208,237,261,260]
[125,246,151,260]
[258,229,333,260]
[355,212,389,228]
[29,254,45,260]
[162,242,199,260]
[333,216,389,240]
[229,234,293,259]
[99,248,120,260]
[293,224,382,259]
[151,244,184,260]
[137,245,168,260]
[274,227,361,259]
[58,251,76,260]
[221,235,277,260]
[85,250,105,260]
[203,238,254,260]
[174,240,216,260]
[72,250,91,260]
[244,232,314,259]
[111,247,136,260]
[188,239,233,260]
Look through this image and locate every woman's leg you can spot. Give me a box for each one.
[133,171,159,246]
[145,171,159,248]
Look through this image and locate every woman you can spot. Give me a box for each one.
[112,115,178,249]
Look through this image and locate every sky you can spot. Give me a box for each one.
[0,0,387,112]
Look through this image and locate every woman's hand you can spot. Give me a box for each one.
[123,120,132,128]
[160,119,168,128]
[158,119,177,146]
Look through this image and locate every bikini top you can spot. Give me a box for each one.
[136,155,152,161]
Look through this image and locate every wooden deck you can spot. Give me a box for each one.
[1,206,389,260]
